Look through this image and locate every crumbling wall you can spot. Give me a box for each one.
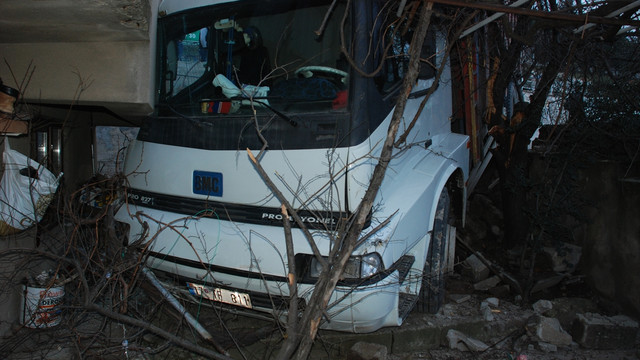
[575,160,640,319]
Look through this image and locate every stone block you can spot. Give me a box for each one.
[463,254,490,282]
[571,313,639,349]
[347,341,388,360]
[527,316,572,346]
[473,275,500,291]
[446,329,489,352]
[484,297,500,307]
[532,299,553,315]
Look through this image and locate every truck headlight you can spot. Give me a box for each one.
[309,252,384,279]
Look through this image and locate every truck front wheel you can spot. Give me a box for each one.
[416,188,450,314]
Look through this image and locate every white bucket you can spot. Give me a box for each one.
[20,285,64,328]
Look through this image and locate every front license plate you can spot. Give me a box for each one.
[187,282,252,309]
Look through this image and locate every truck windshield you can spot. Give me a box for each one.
[145,0,352,150]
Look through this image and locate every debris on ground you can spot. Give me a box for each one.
[573,313,639,349]
[348,341,388,360]
[446,329,490,352]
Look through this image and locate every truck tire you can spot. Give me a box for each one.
[416,188,450,314]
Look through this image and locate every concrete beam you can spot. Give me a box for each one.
[1,40,155,117]
[0,0,151,43]
[0,0,159,118]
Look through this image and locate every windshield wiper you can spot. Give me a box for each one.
[255,100,298,127]
[238,98,298,127]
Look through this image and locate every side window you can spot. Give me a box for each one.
[377,24,436,95]
[418,30,436,80]
[377,24,411,94]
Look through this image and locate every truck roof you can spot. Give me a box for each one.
[159,0,236,16]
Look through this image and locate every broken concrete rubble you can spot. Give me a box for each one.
[571,312,639,349]
[541,242,582,273]
[527,315,573,346]
[532,299,553,315]
[448,293,471,304]
[484,297,500,307]
[530,274,566,294]
[537,341,558,352]
[546,297,600,329]
[481,304,494,321]
[473,275,501,291]
[480,297,500,321]
[463,254,490,282]
[348,341,388,360]
[446,329,489,352]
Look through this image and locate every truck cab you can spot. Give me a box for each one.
[116,0,482,333]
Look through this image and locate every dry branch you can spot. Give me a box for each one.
[246,148,327,267]
[87,303,232,360]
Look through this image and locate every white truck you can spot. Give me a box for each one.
[115,0,490,333]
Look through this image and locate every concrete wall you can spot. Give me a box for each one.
[0,0,159,118]
[575,160,640,319]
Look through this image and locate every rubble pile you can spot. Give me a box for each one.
[348,190,640,360]
[425,190,639,359]
[347,278,639,360]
